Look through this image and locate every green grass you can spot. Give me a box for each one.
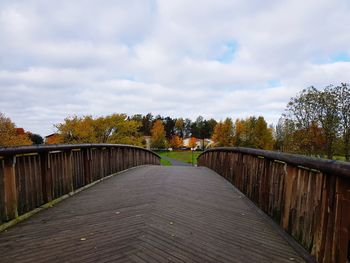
[157,150,203,165]
[160,157,172,166]
[333,155,346,161]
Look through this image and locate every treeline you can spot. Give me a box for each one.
[51,113,274,150]
[276,83,350,160]
[52,114,219,148]
[1,83,349,161]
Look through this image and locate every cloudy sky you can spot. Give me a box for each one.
[0,0,349,135]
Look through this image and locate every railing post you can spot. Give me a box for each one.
[100,148,104,178]
[3,155,18,220]
[65,150,73,192]
[40,152,52,203]
[83,149,92,185]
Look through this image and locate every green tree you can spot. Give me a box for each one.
[335,83,350,161]
[28,133,44,144]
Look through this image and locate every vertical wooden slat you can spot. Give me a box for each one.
[40,152,52,203]
[0,158,5,222]
[65,150,73,193]
[3,155,18,220]
[83,149,92,185]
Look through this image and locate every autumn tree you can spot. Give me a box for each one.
[169,135,183,149]
[254,117,274,150]
[151,120,167,149]
[108,117,142,146]
[212,118,234,147]
[0,113,32,147]
[234,119,244,146]
[188,137,198,149]
[284,86,340,159]
[175,118,185,138]
[55,114,143,146]
[56,115,96,143]
[233,117,273,150]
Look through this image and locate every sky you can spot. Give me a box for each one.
[0,0,350,136]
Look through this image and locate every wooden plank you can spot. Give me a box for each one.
[3,156,18,220]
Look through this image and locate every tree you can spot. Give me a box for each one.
[151,120,166,149]
[56,115,96,143]
[184,118,192,138]
[94,114,125,143]
[274,117,297,152]
[108,116,142,146]
[335,83,350,161]
[314,86,339,159]
[28,133,44,144]
[0,113,32,147]
[234,119,244,146]
[175,118,185,138]
[141,113,153,136]
[169,135,183,149]
[254,116,274,150]
[188,137,197,149]
[163,116,176,139]
[55,114,143,146]
[212,118,234,147]
[284,86,340,159]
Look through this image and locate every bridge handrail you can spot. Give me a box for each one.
[198,147,350,178]
[198,147,350,263]
[0,143,160,158]
[0,144,160,225]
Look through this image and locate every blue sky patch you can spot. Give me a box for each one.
[267,79,281,87]
[331,52,350,62]
[216,41,238,63]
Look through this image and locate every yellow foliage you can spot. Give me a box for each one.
[55,114,142,146]
[0,113,32,147]
[151,120,166,149]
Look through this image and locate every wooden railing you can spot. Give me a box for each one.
[0,144,160,224]
[198,147,350,263]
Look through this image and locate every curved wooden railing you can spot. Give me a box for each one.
[198,147,350,263]
[0,144,160,224]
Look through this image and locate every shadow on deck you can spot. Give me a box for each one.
[0,165,306,263]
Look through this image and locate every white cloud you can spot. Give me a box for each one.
[0,0,349,135]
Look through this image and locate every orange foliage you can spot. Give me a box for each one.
[188,137,197,148]
[169,135,183,149]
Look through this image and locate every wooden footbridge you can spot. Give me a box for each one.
[0,144,349,263]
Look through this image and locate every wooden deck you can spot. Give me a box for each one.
[0,165,306,263]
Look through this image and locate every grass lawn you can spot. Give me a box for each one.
[333,155,346,161]
[160,157,172,166]
[157,150,203,165]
